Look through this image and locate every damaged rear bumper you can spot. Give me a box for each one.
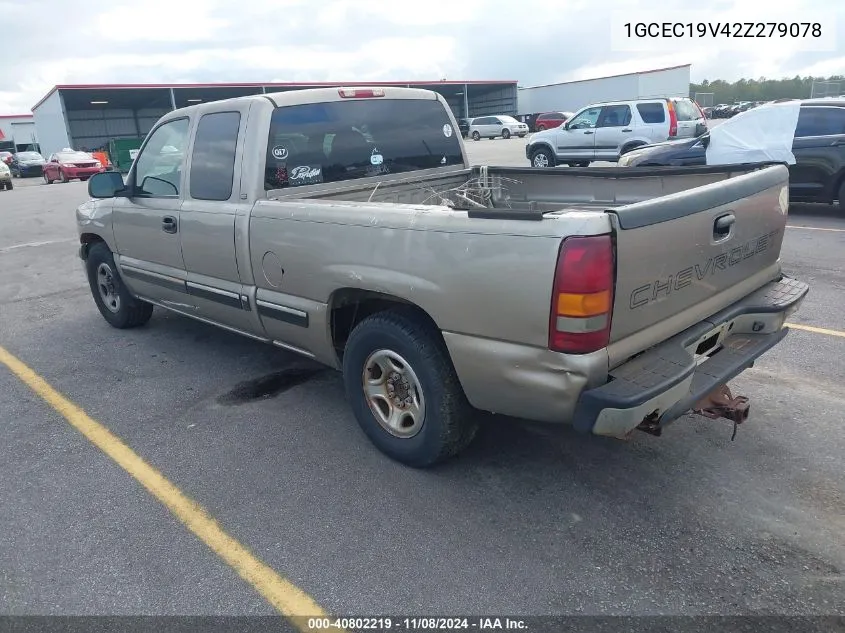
[571,276,809,439]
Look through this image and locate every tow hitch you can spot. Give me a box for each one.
[693,383,750,440]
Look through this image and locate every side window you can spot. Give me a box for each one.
[134,118,190,197]
[189,111,241,201]
[795,107,845,137]
[568,107,602,129]
[598,105,632,127]
[637,103,666,124]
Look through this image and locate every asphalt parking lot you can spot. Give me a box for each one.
[1,139,844,622]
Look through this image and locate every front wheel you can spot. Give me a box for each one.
[838,179,845,211]
[85,242,154,329]
[530,147,555,168]
[342,309,478,468]
[502,129,511,139]
[471,131,481,141]
[60,170,69,183]
[43,172,53,185]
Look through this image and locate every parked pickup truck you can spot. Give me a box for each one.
[77,86,808,467]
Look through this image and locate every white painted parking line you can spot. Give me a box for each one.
[786,225,845,233]
[0,238,77,254]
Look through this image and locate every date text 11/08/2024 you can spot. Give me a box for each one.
[623,22,822,38]
[306,617,528,631]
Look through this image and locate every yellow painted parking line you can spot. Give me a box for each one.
[785,323,845,339]
[0,344,336,631]
[786,225,845,233]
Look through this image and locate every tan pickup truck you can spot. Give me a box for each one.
[77,86,808,467]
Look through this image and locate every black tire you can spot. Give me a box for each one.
[502,129,511,139]
[6,181,13,190]
[342,308,478,468]
[85,242,154,329]
[530,147,555,168]
[569,161,590,168]
[471,131,480,141]
[839,179,845,211]
[60,170,69,183]
[43,172,52,185]
[518,134,526,138]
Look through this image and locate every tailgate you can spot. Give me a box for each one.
[606,164,789,361]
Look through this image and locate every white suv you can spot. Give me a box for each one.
[526,97,707,167]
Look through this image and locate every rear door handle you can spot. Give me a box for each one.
[714,213,735,238]
[622,128,632,132]
[583,131,594,135]
[162,216,178,234]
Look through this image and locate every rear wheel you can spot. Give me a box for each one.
[471,131,480,141]
[502,129,511,139]
[839,179,845,211]
[530,147,555,168]
[85,242,153,329]
[342,308,478,468]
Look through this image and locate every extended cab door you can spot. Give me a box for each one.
[112,117,191,307]
[593,104,634,161]
[179,104,258,334]
[553,106,600,162]
[789,105,845,202]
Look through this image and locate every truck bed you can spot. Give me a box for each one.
[269,163,779,217]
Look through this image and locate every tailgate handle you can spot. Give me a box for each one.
[714,213,735,238]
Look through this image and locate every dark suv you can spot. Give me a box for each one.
[617,99,845,209]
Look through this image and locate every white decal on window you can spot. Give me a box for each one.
[443,124,453,138]
[272,146,289,160]
[370,147,384,165]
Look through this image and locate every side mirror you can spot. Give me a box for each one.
[88,171,127,199]
[700,134,710,149]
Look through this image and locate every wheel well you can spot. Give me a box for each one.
[621,141,646,155]
[79,233,105,260]
[329,289,439,361]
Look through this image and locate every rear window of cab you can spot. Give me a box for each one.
[264,98,464,189]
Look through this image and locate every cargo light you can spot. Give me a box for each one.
[667,99,678,137]
[338,87,385,98]
[548,235,615,354]
[90,101,108,105]
[187,98,202,103]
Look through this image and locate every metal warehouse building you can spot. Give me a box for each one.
[31,80,518,158]
[0,114,38,152]
[517,64,691,117]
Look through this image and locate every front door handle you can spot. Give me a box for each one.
[622,128,632,132]
[162,216,178,234]
[583,130,594,135]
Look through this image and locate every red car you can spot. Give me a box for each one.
[533,111,574,131]
[43,150,106,184]
[0,151,13,165]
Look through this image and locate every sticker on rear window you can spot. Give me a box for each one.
[370,148,384,165]
[289,165,323,186]
[272,146,289,160]
[443,124,453,138]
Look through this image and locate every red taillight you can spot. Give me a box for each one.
[667,100,678,137]
[338,87,385,98]
[548,235,614,354]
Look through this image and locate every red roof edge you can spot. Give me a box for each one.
[0,114,34,119]
[520,64,692,90]
[32,80,518,111]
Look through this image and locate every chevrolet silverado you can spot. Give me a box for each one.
[76,86,808,467]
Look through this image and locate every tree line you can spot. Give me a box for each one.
[690,75,844,104]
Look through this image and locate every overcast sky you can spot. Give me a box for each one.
[0,0,840,113]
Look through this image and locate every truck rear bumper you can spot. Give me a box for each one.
[572,276,809,438]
